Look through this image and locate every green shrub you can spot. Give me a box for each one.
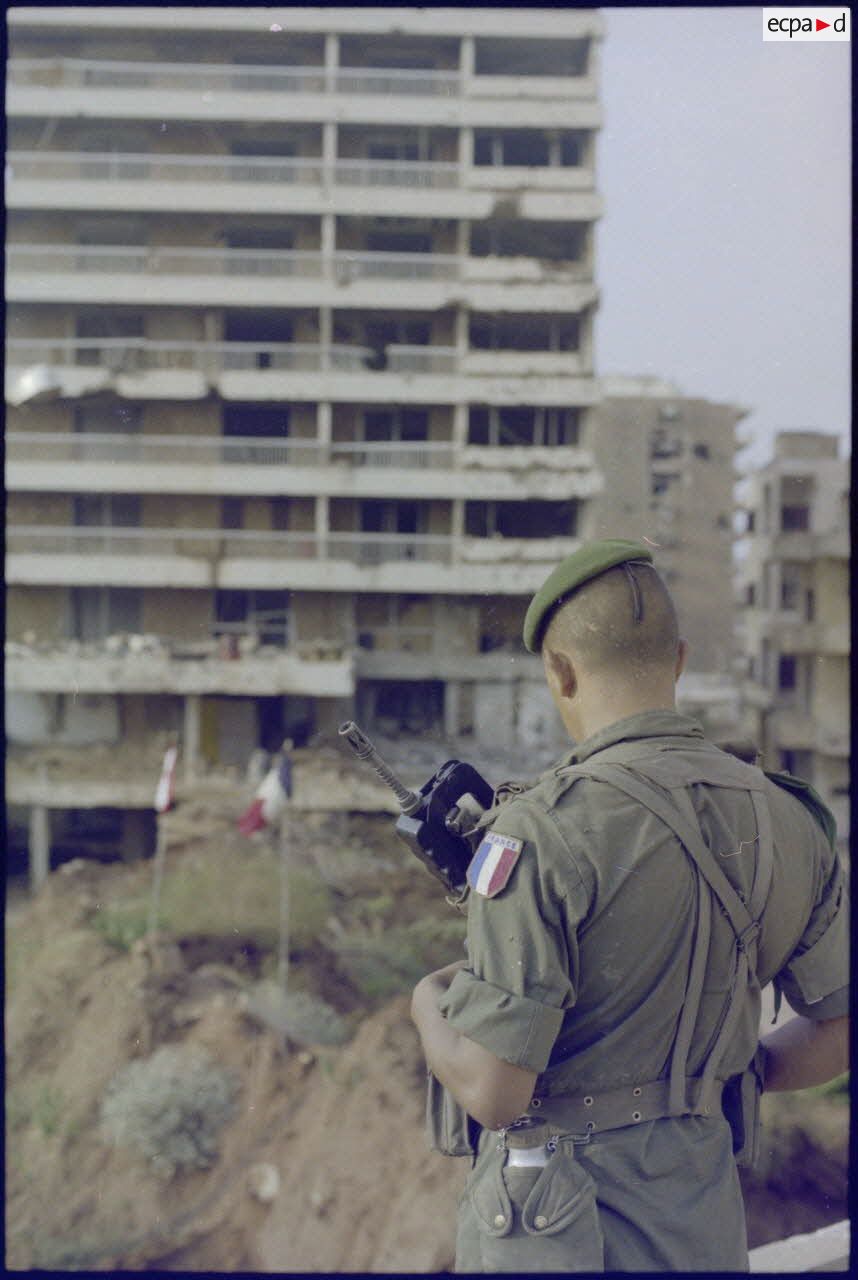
[91,902,153,952]
[100,1044,238,1178]
[155,848,331,951]
[332,916,467,1002]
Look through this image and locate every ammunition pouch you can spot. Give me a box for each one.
[721,1047,766,1169]
[426,1070,479,1158]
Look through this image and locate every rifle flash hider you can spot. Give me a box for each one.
[338,721,495,893]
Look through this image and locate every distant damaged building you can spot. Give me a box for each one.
[5,7,605,878]
[737,431,850,859]
[592,376,748,735]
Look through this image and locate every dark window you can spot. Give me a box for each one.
[360,499,422,534]
[230,138,298,158]
[469,313,579,352]
[366,228,432,254]
[222,402,290,439]
[270,498,290,531]
[363,407,429,442]
[778,655,797,690]
[805,589,816,622]
[73,494,140,526]
[70,587,142,641]
[498,407,536,446]
[781,505,810,532]
[473,133,495,166]
[474,36,589,77]
[745,583,756,606]
[367,139,419,162]
[546,408,579,446]
[221,497,244,529]
[226,225,295,250]
[746,510,756,532]
[466,500,576,538]
[560,134,582,166]
[503,132,550,166]
[780,565,801,610]
[692,442,711,460]
[468,407,490,446]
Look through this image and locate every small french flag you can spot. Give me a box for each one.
[466,831,524,898]
[154,746,178,814]
[238,758,293,836]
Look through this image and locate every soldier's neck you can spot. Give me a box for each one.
[568,686,679,744]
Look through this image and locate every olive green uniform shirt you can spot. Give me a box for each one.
[440,712,848,1272]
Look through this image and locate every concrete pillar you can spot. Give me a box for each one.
[322,120,337,188]
[321,212,336,279]
[29,804,50,892]
[184,693,201,781]
[324,32,339,92]
[319,305,332,372]
[317,400,332,464]
[315,494,329,562]
[454,304,469,361]
[452,402,469,449]
[460,34,474,84]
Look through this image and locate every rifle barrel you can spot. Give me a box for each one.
[338,721,422,814]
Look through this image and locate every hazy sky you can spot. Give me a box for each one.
[595,6,851,468]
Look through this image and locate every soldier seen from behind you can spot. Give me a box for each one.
[411,538,849,1272]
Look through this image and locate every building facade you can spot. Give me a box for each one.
[737,431,850,857]
[5,7,605,878]
[593,375,747,677]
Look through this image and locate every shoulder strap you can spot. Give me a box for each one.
[561,760,774,1112]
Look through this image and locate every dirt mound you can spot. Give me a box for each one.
[5,852,466,1272]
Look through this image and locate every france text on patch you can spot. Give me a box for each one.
[467,831,524,897]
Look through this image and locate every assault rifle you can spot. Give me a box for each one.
[338,722,495,894]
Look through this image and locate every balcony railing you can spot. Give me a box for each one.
[5,243,462,282]
[7,57,462,97]
[6,150,460,190]
[5,432,456,469]
[5,338,459,376]
[6,525,456,565]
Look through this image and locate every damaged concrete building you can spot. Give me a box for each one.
[592,376,749,735]
[736,431,850,859]
[5,6,607,877]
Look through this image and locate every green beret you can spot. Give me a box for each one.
[523,539,654,653]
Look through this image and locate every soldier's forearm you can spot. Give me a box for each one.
[411,971,537,1130]
[760,1013,849,1092]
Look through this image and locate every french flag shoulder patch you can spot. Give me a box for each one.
[467,830,524,898]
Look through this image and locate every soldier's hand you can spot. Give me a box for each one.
[422,959,468,988]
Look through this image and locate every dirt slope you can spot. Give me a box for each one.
[5,841,847,1270]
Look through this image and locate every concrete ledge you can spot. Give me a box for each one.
[748,1219,849,1272]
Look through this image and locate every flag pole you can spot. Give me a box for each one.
[277,813,290,994]
[148,742,178,947]
[147,813,167,941]
[277,737,294,996]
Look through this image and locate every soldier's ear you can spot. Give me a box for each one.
[543,646,577,701]
[675,638,689,681]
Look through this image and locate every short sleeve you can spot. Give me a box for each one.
[437,800,586,1073]
[775,855,850,1019]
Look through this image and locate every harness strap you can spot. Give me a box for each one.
[556,759,775,1113]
